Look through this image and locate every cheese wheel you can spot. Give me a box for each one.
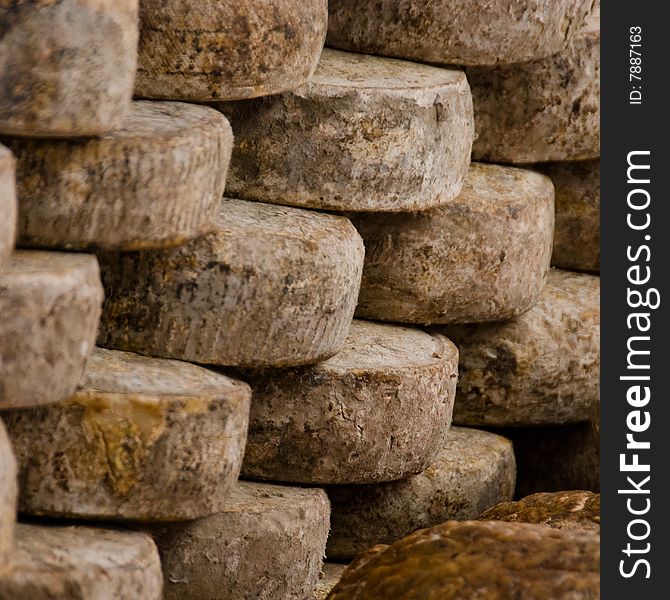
[135,0,327,101]
[241,320,458,484]
[326,427,515,560]
[0,0,138,137]
[99,199,364,368]
[327,0,595,66]
[151,482,330,600]
[351,163,554,324]
[0,524,162,600]
[480,491,600,532]
[7,102,232,251]
[2,348,250,521]
[440,269,600,427]
[328,521,599,600]
[469,7,600,163]
[0,251,102,409]
[219,49,473,212]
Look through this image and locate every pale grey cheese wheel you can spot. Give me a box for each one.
[0,421,17,572]
[351,163,554,324]
[219,49,474,212]
[151,481,330,600]
[6,102,233,251]
[0,0,138,137]
[2,348,251,521]
[0,251,102,409]
[439,269,600,427]
[0,524,162,600]
[98,199,364,368]
[0,145,16,271]
[241,320,458,484]
[469,7,600,163]
[327,0,595,66]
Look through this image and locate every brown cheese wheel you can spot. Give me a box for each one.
[480,491,600,532]
[326,427,516,560]
[328,520,599,600]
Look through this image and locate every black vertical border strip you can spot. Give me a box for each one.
[601,3,669,597]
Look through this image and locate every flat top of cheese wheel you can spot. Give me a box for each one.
[3,250,97,276]
[217,197,357,242]
[319,319,456,372]
[81,348,247,397]
[98,101,228,140]
[311,49,465,91]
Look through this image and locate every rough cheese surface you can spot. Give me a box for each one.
[3,348,251,521]
[0,0,138,136]
[99,199,364,368]
[220,49,474,212]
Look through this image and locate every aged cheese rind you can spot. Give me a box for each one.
[152,482,330,600]
[0,524,162,600]
[219,49,474,212]
[469,8,600,163]
[0,421,17,572]
[6,102,232,251]
[2,348,250,521]
[440,269,600,427]
[480,491,600,532]
[536,160,600,273]
[0,145,16,270]
[328,520,599,600]
[241,320,458,484]
[98,199,364,368]
[351,163,554,324]
[135,0,327,101]
[0,0,138,137]
[326,427,516,560]
[0,251,102,409]
[327,1,595,66]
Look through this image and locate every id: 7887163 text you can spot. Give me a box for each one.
[629,26,642,105]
